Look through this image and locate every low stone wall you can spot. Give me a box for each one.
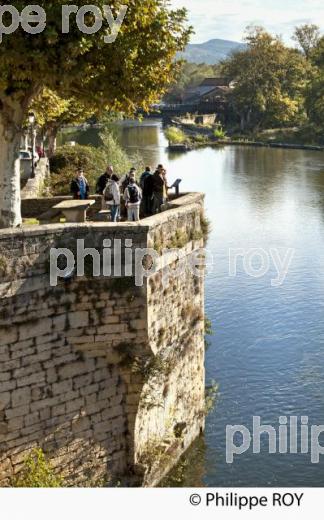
[0,193,206,487]
[21,196,102,220]
[21,193,185,221]
[21,159,50,200]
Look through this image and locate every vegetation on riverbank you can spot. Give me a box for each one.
[12,449,63,488]
[168,119,324,150]
[223,25,324,143]
[48,129,144,196]
[164,24,324,148]
[165,126,189,145]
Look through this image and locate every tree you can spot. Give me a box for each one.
[292,24,321,59]
[305,37,324,128]
[31,89,95,156]
[223,26,308,131]
[0,1,192,228]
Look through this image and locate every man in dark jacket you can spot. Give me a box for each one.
[96,166,113,195]
[140,166,153,216]
[152,164,167,213]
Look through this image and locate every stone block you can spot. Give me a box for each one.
[11,387,31,408]
[19,319,52,341]
[73,374,93,390]
[17,372,46,388]
[68,311,89,329]
[52,379,73,396]
[59,361,95,380]
[66,397,85,414]
[72,416,91,434]
[5,404,30,420]
[0,392,10,411]
[0,327,18,345]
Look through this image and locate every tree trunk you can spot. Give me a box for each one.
[0,109,24,228]
[47,126,58,157]
[240,114,246,132]
[22,132,29,150]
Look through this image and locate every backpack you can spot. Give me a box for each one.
[104,181,114,202]
[128,185,140,204]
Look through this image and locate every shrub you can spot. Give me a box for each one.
[48,129,144,196]
[49,144,106,195]
[0,255,9,277]
[205,317,214,350]
[194,134,208,143]
[200,212,211,243]
[12,448,63,488]
[165,126,187,145]
[205,381,219,415]
[214,124,226,139]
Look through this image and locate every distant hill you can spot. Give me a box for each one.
[180,39,246,65]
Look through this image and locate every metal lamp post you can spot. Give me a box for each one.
[28,112,36,179]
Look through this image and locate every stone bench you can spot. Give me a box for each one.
[52,200,96,223]
[92,210,111,222]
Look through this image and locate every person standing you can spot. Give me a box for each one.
[96,166,114,210]
[120,167,137,192]
[120,168,137,218]
[124,176,142,222]
[140,166,154,216]
[71,169,90,200]
[152,164,168,213]
[104,174,121,222]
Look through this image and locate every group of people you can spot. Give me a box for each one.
[71,164,169,222]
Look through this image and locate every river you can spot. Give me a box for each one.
[61,119,324,487]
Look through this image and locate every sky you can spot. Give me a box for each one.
[171,0,324,44]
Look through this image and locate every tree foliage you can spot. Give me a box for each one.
[223,26,309,131]
[305,36,324,129]
[49,128,144,195]
[0,0,192,227]
[31,89,93,129]
[292,24,321,59]
[30,88,95,155]
[0,1,192,115]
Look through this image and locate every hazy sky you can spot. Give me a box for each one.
[171,0,324,44]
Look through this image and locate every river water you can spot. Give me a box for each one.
[63,119,324,487]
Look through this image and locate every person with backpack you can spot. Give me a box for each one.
[103,174,120,222]
[119,168,137,218]
[124,175,142,222]
[140,166,154,216]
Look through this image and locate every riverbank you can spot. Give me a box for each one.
[214,139,324,152]
[169,120,324,152]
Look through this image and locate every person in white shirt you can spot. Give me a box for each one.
[124,175,142,222]
[104,174,121,222]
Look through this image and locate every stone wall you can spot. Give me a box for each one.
[21,159,50,200]
[0,193,206,487]
[21,196,103,220]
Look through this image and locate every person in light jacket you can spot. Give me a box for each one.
[104,174,120,222]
